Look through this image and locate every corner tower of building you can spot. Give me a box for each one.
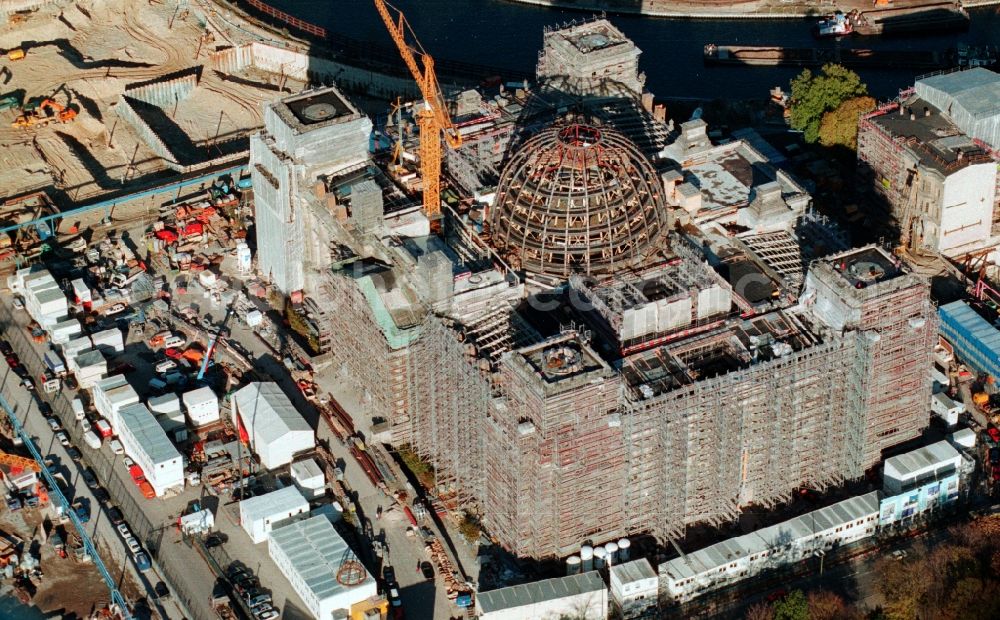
[251,86,371,294]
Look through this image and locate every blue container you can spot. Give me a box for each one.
[939,301,1000,380]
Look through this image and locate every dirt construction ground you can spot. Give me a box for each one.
[0,0,282,206]
[0,501,119,617]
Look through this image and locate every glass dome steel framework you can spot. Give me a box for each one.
[488,123,669,278]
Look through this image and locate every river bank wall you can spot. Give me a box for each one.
[502,0,1000,19]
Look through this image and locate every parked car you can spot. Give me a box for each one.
[12,296,24,310]
[63,375,78,390]
[46,417,61,431]
[991,447,1000,466]
[66,446,82,461]
[38,401,52,416]
[125,537,142,554]
[256,608,279,620]
[55,431,70,446]
[0,340,12,356]
[6,495,22,511]
[420,561,434,580]
[117,523,131,538]
[204,533,227,548]
[94,488,110,503]
[382,565,396,585]
[80,419,92,433]
[246,591,272,608]
[154,581,170,600]
[134,552,151,571]
[108,506,124,525]
[139,481,155,499]
[81,468,99,490]
[21,377,34,391]
[109,439,124,455]
[4,354,18,368]
[123,456,135,471]
[235,577,260,596]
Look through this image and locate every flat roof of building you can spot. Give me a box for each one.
[268,515,374,605]
[240,486,307,524]
[866,96,991,175]
[118,403,181,465]
[610,558,657,585]
[478,571,605,614]
[518,332,608,386]
[823,246,903,288]
[661,491,879,582]
[884,440,960,482]
[284,89,352,125]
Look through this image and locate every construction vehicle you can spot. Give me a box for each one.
[12,97,77,128]
[374,0,462,220]
[0,92,23,112]
[6,48,25,62]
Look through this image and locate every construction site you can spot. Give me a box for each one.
[0,0,981,616]
[0,0,326,210]
[248,9,939,564]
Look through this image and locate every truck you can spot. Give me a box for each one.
[42,350,66,377]
[94,419,112,438]
[71,398,85,420]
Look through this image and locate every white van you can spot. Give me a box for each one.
[71,398,85,421]
[163,335,186,349]
[82,430,101,450]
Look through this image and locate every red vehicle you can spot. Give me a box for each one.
[5,354,18,368]
[139,480,155,499]
[164,348,183,360]
[94,419,113,438]
[129,464,146,484]
[989,427,1000,443]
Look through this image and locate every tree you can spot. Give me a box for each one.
[458,511,482,544]
[745,602,775,620]
[773,590,809,620]
[790,64,869,143]
[807,589,847,620]
[818,96,877,150]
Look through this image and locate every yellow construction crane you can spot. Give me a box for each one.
[374,0,462,220]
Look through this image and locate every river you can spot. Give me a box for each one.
[266,0,1000,99]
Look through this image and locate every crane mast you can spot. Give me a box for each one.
[373,0,461,220]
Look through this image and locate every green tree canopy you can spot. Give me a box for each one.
[790,64,869,144]
[773,590,810,620]
[818,96,877,150]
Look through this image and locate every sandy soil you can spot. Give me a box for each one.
[0,0,280,204]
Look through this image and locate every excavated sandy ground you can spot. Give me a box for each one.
[0,0,278,204]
